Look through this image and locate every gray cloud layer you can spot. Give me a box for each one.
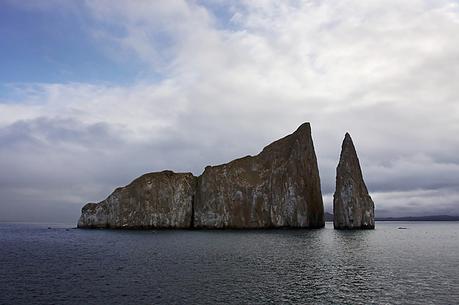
[1,0,459,222]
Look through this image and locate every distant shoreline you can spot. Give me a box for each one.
[375,215,459,221]
[324,213,459,222]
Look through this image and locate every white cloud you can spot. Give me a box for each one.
[1,0,459,221]
[372,188,459,217]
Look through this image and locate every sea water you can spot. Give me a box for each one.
[1,222,458,304]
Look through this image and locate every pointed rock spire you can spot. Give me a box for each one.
[333,133,375,229]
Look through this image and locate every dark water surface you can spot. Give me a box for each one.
[1,222,458,305]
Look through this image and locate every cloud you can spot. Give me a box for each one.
[1,0,459,222]
[372,188,459,217]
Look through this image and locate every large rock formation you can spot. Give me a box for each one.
[78,171,196,228]
[78,122,324,229]
[333,133,375,229]
[194,123,324,228]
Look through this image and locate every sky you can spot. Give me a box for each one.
[1,0,459,223]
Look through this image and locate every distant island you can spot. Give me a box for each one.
[376,215,459,221]
[324,212,459,221]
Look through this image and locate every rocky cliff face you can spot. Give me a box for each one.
[78,171,196,228]
[333,133,375,229]
[194,123,324,228]
[78,122,324,229]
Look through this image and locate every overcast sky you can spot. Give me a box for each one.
[1,0,458,223]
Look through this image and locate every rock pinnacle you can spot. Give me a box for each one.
[333,133,375,229]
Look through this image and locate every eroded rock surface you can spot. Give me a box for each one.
[333,133,375,229]
[77,171,196,228]
[194,123,324,228]
[78,122,324,229]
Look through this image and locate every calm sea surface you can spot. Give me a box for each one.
[1,222,458,305]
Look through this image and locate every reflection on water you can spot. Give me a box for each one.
[1,222,458,304]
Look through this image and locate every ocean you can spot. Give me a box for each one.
[1,222,458,304]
